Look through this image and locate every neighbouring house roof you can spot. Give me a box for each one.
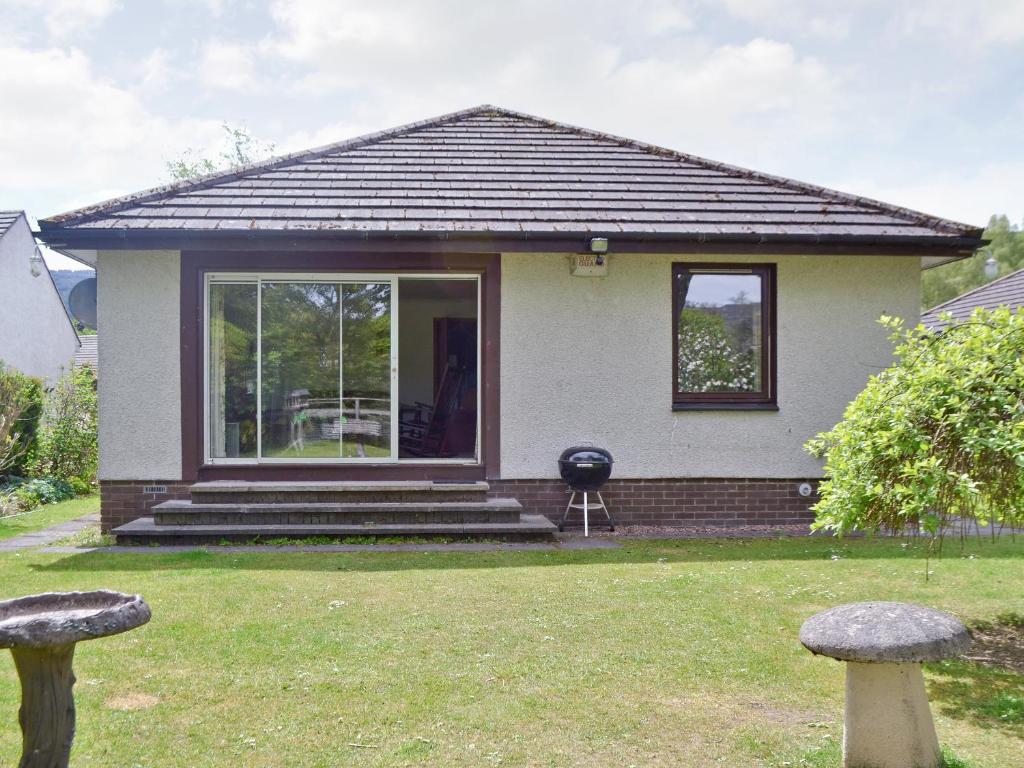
[37,105,985,256]
[0,210,24,239]
[921,267,1024,330]
[74,334,98,374]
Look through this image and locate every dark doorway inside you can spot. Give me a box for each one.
[398,279,478,459]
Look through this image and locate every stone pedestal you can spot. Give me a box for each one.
[800,601,970,768]
[844,661,941,768]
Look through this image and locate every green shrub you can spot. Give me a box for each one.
[10,477,75,511]
[30,365,98,483]
[69,476,94,497]
[0,362,44,478]
[806,307,1024,537]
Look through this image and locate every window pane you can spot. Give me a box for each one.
[342,283,392,459]
[261,282,341,458]
[677,271,763,394]
[209,283,258,458]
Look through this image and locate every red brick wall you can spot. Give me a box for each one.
[101,477,817,531]
[488,478,818,527]
[99,481,191,532]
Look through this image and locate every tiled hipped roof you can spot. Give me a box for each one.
[921,268,1024,329]
[39,105,982,247]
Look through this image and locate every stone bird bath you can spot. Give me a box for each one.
[0,591,151,768]
[800,601,970,768]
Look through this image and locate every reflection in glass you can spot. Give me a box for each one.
[342,283,392,458]
[209,283,258,458]
[676,272,763,393]
[260,283,341,458]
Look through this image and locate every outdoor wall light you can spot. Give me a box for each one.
[984,250,998,280]
[589,237,609,254]
[29,245,44,278]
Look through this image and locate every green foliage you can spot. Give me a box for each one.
[166,123,275,181]
[0,362,44,477]
[923,215,1024,310]
[806,307,1024,537]
[12,477,75,509]
[30,365,98,483]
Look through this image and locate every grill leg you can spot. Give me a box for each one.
[559,491,575,533]
[596,491,615,532]
[583,491,589,537]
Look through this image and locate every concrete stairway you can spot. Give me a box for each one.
[112,481,556,544]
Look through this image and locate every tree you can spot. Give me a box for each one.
[922,215,1024,310]
[166,123,275,181]
[805,308,1024,539]
[0,363,43,478]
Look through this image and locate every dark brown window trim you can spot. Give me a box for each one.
[180,250,501,483]
[672,262,777,407]
[672,402,779,412]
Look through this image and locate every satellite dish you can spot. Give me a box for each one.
[69,277,97,327]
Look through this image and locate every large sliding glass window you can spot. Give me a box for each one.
[206,274,476,464]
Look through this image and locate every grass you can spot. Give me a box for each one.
[0,535,1020,766]
[0,494,98,542]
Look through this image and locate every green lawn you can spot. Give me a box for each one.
[0,495,98,542]
[0,536,1020,767]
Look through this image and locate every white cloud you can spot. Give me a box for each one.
[200,39,258,90]
[829,161,1024,230]
[259,1,844,170]
[712,0,855,39]
[7,0,119,39]
[896,0,1024,45]
[139,48,175,91]
[0,45,223,215]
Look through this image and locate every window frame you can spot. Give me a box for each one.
[671,262,777,410]
[202,271,483,465]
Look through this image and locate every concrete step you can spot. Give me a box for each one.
[111,514,558,545]
[189,480,490,504]
[152,498,522,526]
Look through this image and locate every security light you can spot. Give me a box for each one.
[589,237,609,254]
[984,251,998,280]
[29,245,44,278]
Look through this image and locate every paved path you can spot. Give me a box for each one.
[0,513,100,552]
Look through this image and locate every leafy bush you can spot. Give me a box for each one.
[0,362,44,478]
[806,308,1024,537]
[0,476,75,515]
[30,365,98,483]
[12,477,74,509]
[68,477,94,496]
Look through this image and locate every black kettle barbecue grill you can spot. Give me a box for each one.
[557,446,615,535]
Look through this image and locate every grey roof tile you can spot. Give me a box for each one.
[921,268,1024,329]
[39,105,983,245]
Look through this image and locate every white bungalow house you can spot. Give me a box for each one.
[36,106,985,542]
[0,211,80,384]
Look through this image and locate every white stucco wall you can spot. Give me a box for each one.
[0,215,80,383]
[97,250,182,480]
[499,252,921,479]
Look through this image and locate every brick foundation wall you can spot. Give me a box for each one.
[99,481,191,532]
[101,477,817,532]
[488,478,818,527]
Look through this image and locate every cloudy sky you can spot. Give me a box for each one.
[2,0,1022,270]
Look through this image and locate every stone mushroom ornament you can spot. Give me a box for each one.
[0,591,151,768]
[800,601,970,768]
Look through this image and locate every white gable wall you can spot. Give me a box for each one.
[0,216,80,383]
[499,252,921,479]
